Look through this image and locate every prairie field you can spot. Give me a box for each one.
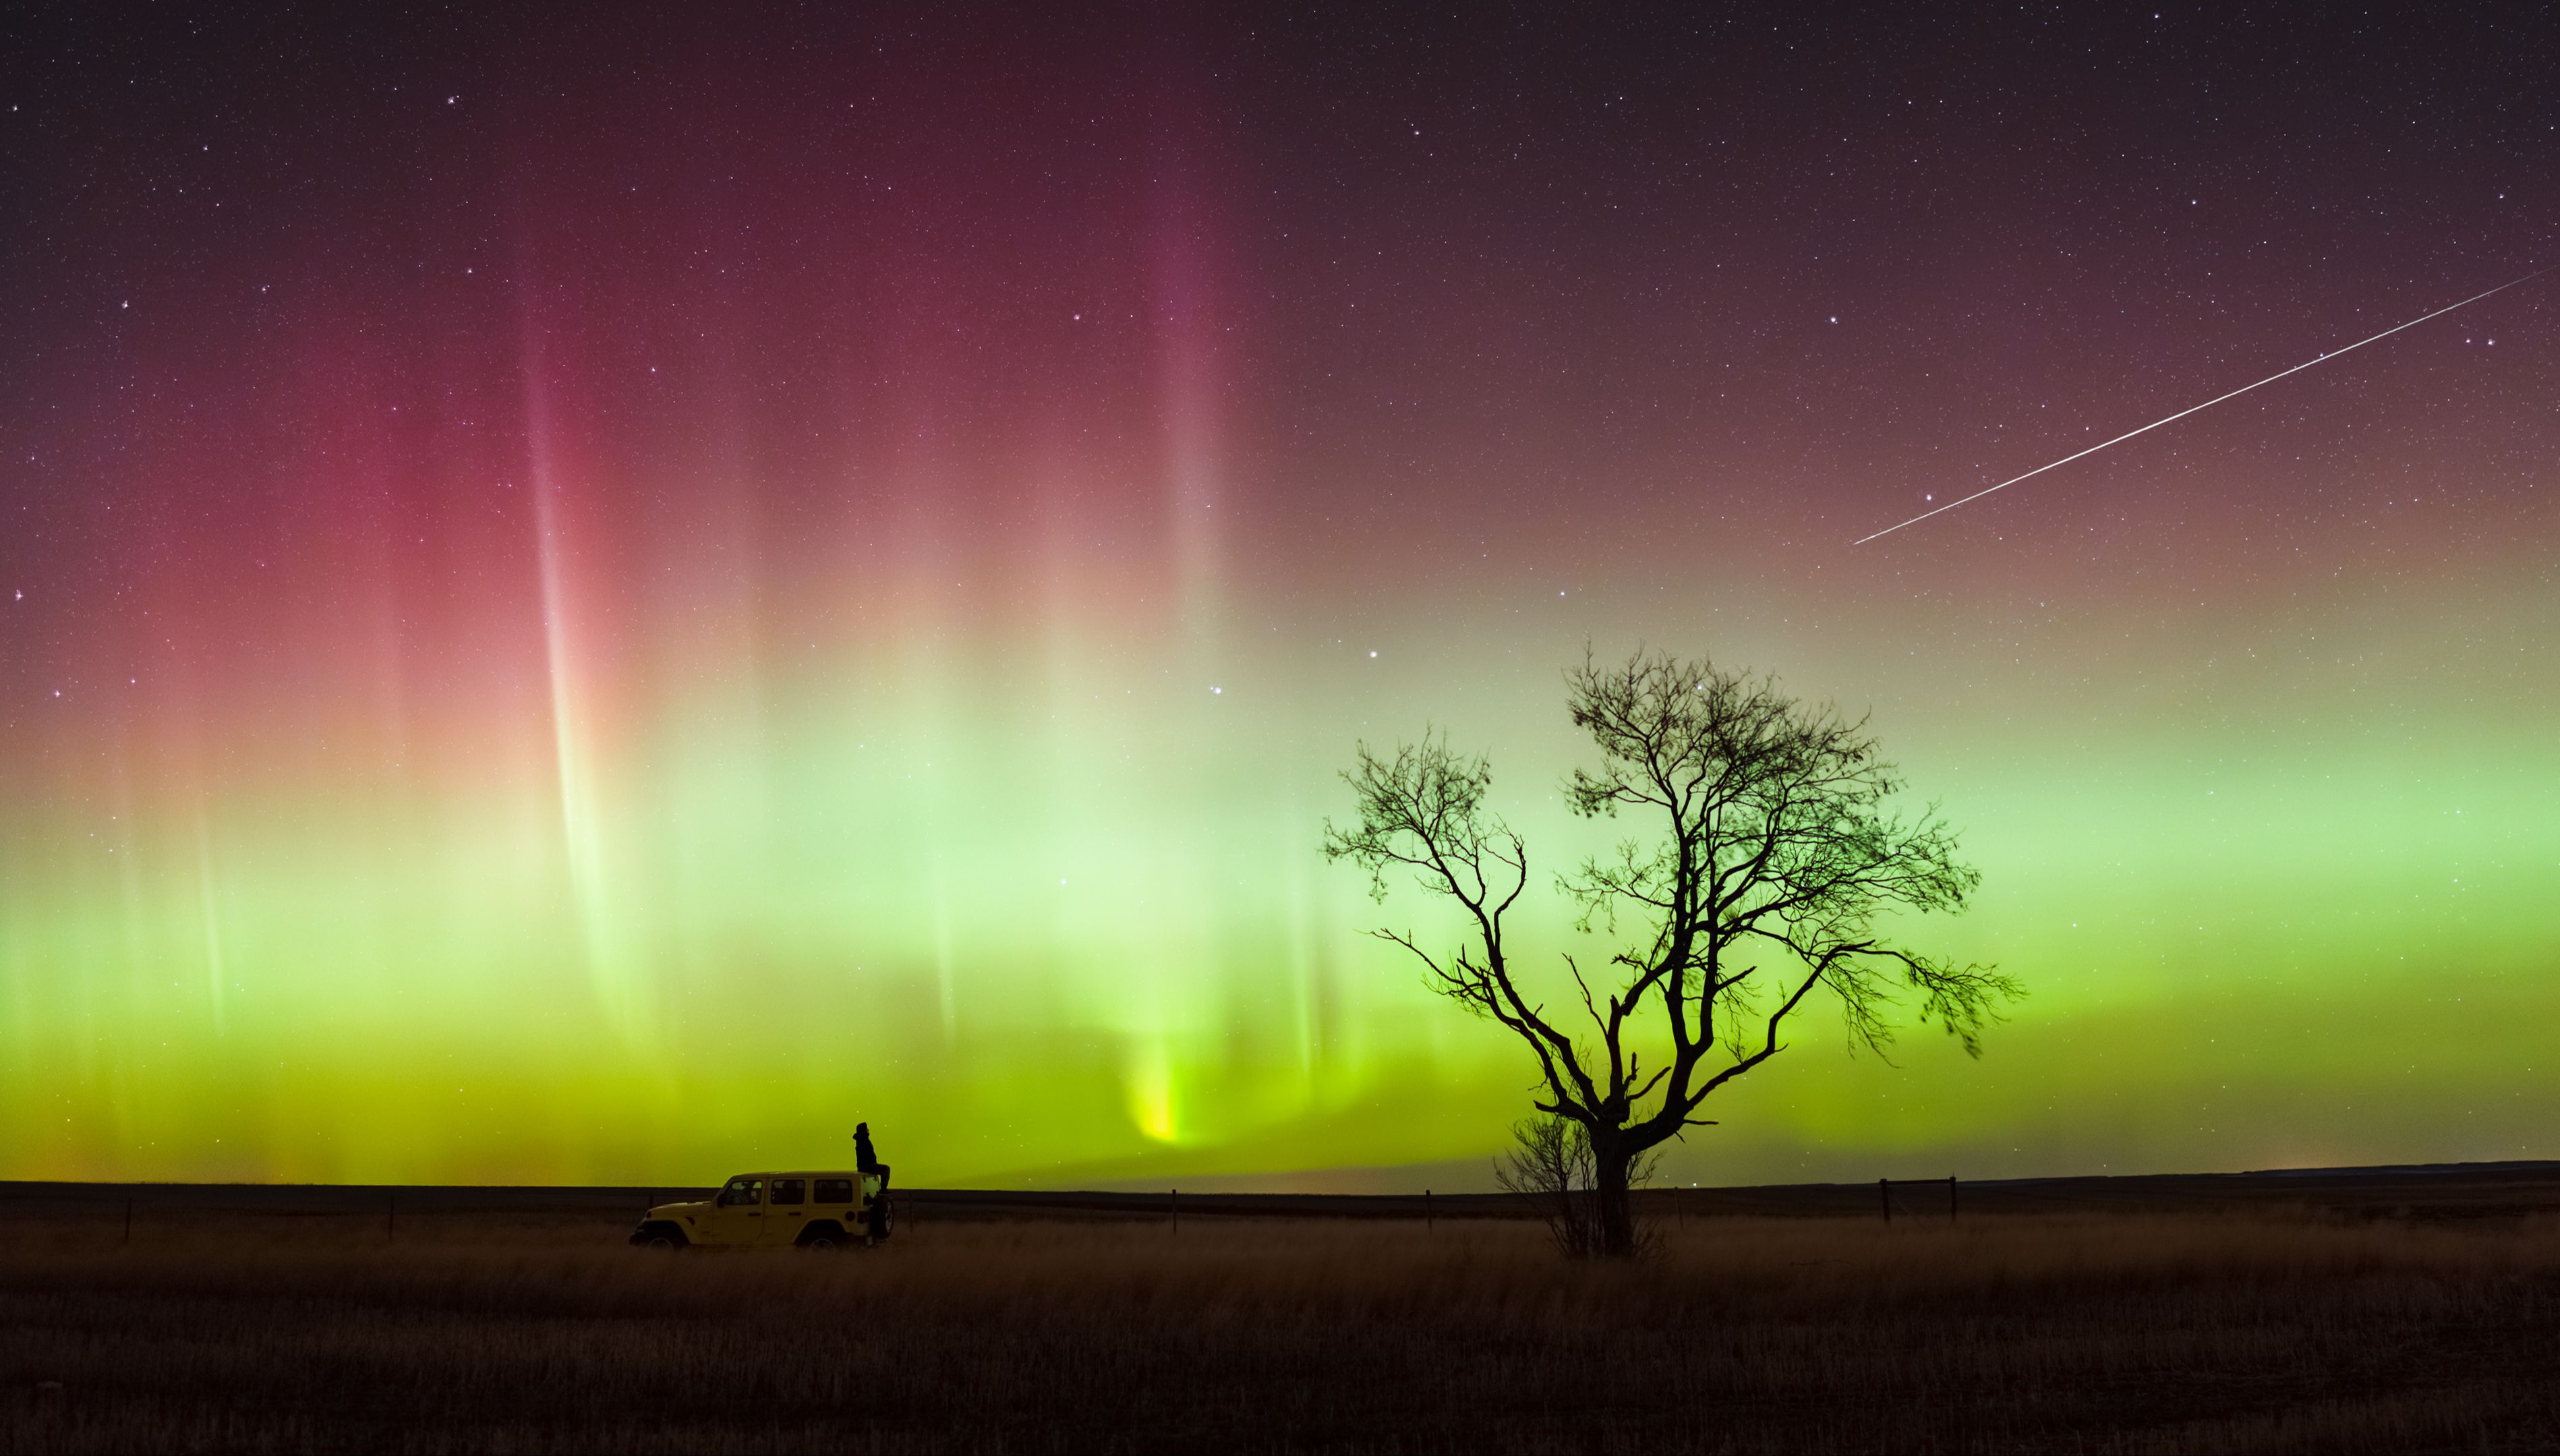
[5,1202,2559,1454]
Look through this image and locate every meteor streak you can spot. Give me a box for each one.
[1853,266,2552,545]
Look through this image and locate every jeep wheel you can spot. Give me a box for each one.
[801,1229,842,1252]
[635,1223,687,1251]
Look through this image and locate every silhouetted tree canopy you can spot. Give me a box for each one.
[1325,647,2020,1256]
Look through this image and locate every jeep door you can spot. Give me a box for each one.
[705,1175,766,1246]
[764,1177,808,1244]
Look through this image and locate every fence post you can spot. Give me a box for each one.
[387,1190,396,1243]
[1426,1188,1433,1232]
[1879,1177,1890,1223]
[1171,1188,1178,1235]
[123,1198,134,1246]
[1948,1175,1958,1221]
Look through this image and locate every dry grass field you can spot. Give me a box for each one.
[5,1200,2560,1455]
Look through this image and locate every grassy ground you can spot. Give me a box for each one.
[4,1209,2559,1453]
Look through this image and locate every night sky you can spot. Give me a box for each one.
[3,5,2554,1188]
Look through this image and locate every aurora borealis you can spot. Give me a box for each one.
[3,7,2554,1190]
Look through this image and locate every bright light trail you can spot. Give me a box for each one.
[1853,266,2551,546]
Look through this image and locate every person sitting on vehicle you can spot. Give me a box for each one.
[853,1122,895,1241]
[854,1122,890,1191]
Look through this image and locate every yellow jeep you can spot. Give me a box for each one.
[630,1171,890,1250]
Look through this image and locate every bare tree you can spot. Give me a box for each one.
[1323,648,2020,1257]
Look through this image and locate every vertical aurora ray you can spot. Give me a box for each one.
[530,435,617,1026]
[521,313,650,1051]
[192,805,225,1039]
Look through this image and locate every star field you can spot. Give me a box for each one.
[0,4,2553,1186]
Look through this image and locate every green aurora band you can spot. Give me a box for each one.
[5,517,2553,1188]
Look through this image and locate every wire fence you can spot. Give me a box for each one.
[8,1161,2554,1248]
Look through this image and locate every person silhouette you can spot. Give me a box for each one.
[853,1122,893,1241]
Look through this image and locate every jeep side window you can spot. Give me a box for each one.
[770,1178,806,1206]
[718,1178,763,1207]
[815,1178,853,1204]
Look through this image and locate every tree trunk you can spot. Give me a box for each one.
[1594,1138,1636,1257]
